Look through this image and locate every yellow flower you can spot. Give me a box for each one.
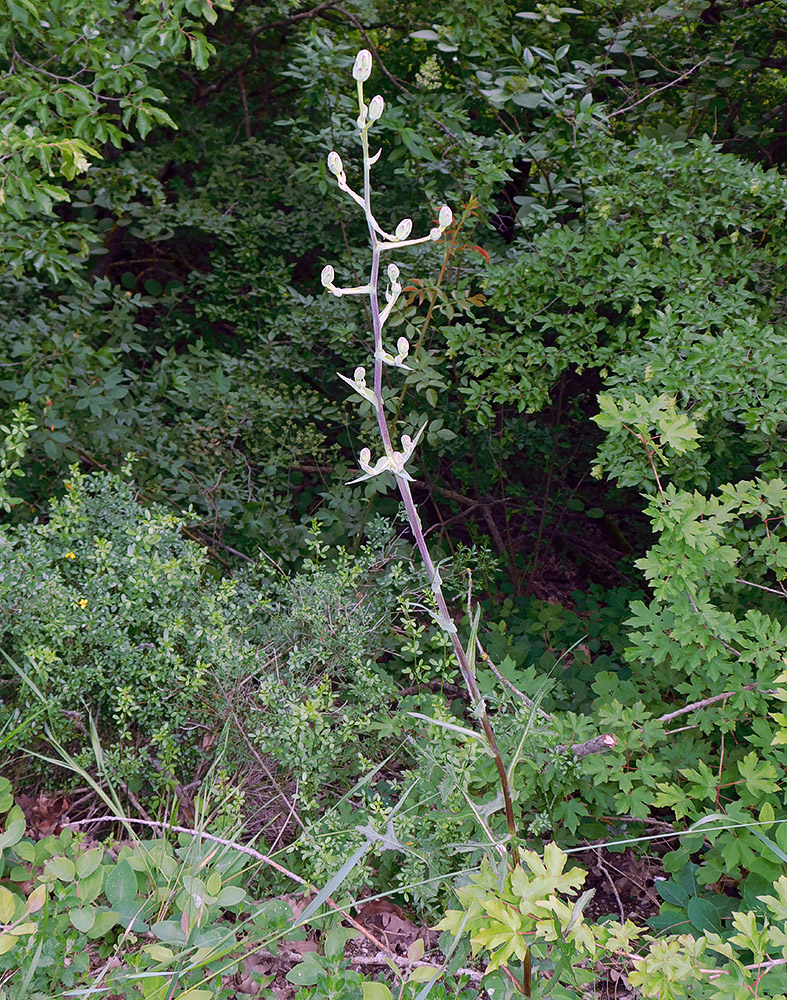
[77,598,88,609]
[64,551,76,559]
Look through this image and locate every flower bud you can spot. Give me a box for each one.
[360,447,371,465]
[439,205,453,229]
[395,218,413,241]
[397,337,409,356]
[327,151,344,177]
[354,366,366,383]
[368,95,384,120]
[352,49,373,82]
[320,264,335,287]
[429,226,442,241]
[387,263,400,282]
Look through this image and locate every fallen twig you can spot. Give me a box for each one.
[555,733,619,759]
[657,683,769,723]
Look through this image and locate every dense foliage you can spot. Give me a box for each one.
[1,0,787,997]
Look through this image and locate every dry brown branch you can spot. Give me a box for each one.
[352,953,484,984]
[476,641,552,720]
[594,848,625,923]
[657,683,767,723]
[609,57,711,118]
[555,734,618,759]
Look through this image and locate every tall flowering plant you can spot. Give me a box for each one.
[320,49,519,859]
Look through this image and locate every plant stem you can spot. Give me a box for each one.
[357,112,519,866]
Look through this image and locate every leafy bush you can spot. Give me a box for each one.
[0,465,255,781]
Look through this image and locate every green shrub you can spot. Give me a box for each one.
[0,464,255,782]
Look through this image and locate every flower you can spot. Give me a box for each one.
[368,95,384,120]
[326,151,344,178]
[64,551,76,560]
[353,49,373,82]
[77,598,88,609]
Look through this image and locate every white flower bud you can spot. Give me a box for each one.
[395,218,413,241]
[387,263,400,282]
[327,151,344,176]
[368,95,384,120]
[397,337,409,356]
[439,205,453,229]
[360,447,372,465]
[352,49,373,82]
[320,264,335,287]
[429,226,442,241]
[354,366,366,383]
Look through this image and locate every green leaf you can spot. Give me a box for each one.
[151,918,188,945]
[46,856,76,882]
[69,905,96,933]
[324,925,358,959]
[77,866,104,904]
[76,846,104,879]
[87,908,120,939]
[0,807,25,848]
[188,34,212,71]
[215,885,246,907]
[105,859,137,907]
[362,984,393,1000]
[687,897,721,934]
[408,966,439,983]
[0,888,16,923]
[285,960,322,986]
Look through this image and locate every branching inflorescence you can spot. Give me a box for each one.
[321,49,520,864]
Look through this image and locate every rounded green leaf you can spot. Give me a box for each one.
[151,918,188,945]
[105,859,137,907]
[0,932,18,956]
[76,846,104,879]
[0,806,26,849]
[14,841,35,863]
[215,885,246,908]
[0,887,16,923]
[87,909,120,939]
[285,962,322,986]
[77,866,105,905]
[69,905,96,933]
[46,856,76,882]
[362,983,393,1000]
[408,966,440,983]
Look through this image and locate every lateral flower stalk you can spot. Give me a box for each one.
[337,366,378,409]
[347,424,426,485]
